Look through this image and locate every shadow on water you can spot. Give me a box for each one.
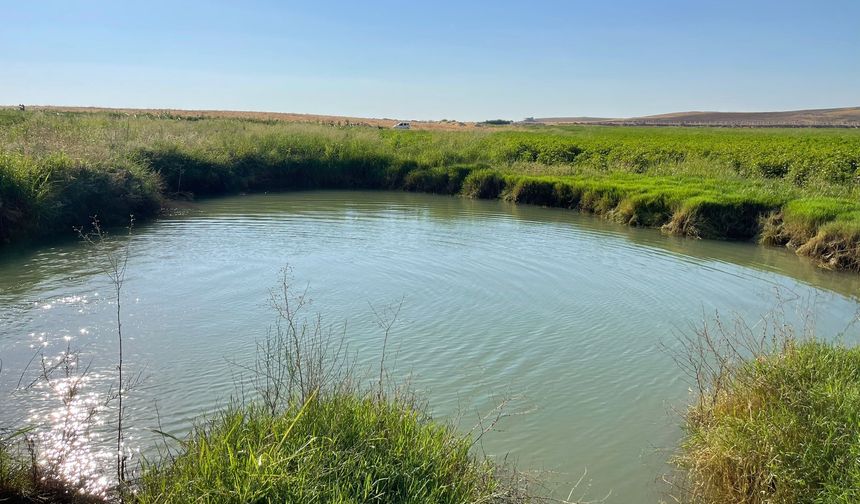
[1,190,858,300]
[1,190,858,504]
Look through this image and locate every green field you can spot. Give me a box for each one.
[1,109,859,270]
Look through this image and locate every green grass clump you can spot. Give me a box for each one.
[797,216,860,271]
[764,198,859,244]
[135,394,508,504]
[755,199,860,270]
[0,441,27,498]
[462,169,507,199]
[677,341,860,504]
[0,150,161,243]
[402,164,474,194]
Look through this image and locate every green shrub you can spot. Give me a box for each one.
[461,169,506,199]
[506,178,557,206]
[135,394,509,504]
[677,341,860,504]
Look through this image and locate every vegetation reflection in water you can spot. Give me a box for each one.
[1,191,858,502]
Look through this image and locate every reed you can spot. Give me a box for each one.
[671,308,860,503]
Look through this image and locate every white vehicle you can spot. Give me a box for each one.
[392,122,411,130]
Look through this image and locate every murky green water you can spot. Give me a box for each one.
[1,191,858,502]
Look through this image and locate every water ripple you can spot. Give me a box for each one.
[0,191,858,503]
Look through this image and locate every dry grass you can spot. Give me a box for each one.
[2,105,480,131]
[669,305,860,503]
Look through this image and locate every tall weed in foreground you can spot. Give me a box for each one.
[77,218,139,494]
[0,218,141,503]
[134,269,543,504]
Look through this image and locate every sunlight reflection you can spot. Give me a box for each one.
[28,370,112,497]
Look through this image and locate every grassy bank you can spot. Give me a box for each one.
[674,317,860,503]
[0,391,521,504]
[1,109,859,270]
[135,395,512,503]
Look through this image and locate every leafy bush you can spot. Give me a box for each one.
[461,169,506,199]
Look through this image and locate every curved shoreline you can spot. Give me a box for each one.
[7,164,858,274]
[1,111,858,272]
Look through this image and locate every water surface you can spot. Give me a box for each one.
[1,191,858,502]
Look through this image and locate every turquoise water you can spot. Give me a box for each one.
[1,191,858,502]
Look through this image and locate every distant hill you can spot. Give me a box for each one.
[533,107,860,127]
[528,116,612,123]
[7,105,860,129]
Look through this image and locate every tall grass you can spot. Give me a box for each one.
[671,308,860,503]
[132,270,527,503]
[135,395,512,504]
[1,109,860,270]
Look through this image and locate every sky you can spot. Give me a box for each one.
[2,0,858,121]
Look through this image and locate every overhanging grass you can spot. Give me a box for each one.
[1,109,859,270]
[676,341,860,504]
[135,394,510,504]
[0,151,161,243]
[502,172,785,239]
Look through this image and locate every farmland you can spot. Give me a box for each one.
[1,108,859,270]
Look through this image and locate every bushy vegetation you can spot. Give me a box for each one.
[1,109,859,270]
[673,312,860,504]
[0,150,160,244]
[135,395,510,504]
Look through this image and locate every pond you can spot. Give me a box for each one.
[1,191,858,502]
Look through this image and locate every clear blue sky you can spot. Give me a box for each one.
[2,0,858,121]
